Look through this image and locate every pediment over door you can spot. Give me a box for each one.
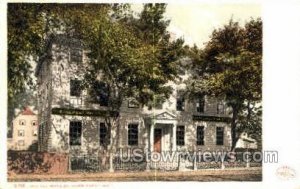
[153,111,177,120]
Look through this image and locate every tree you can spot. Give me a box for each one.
[7,4,44,129]
[60,4,184,171]
[82,3,185,155]
[7,3,186,173]
[186,18,262,150]
[12,3,184,169]
[131,4,184,80]
[7,3,113,130]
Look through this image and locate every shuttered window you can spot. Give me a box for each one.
[128,124,138,146]
[70,79,81,97]
[69,121,82,146]
[176,126,185,146]
[216,127,224,145]
[197,126,205,145]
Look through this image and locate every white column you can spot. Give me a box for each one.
[172,124,176,151]
[150,123,154,152]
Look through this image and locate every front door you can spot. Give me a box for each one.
[154,128,162,153]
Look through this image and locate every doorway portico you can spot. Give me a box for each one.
[146,112,177,152]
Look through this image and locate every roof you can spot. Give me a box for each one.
[21,107,36,115]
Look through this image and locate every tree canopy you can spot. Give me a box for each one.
[8,3,261,151]
[8,3,186,154]
[186,18,262,150]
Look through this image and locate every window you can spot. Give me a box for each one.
[197,126,205,145]
[154,97,163,109]
[99,123,110,145]
[90,81,109,106]
[216,127,224,145]
[128,99,139,108]
[32,120,37,126]
[18,140,25,146]
[70,48,82,64]
[19,120,26,126]
[147,97,164,110]
[70,79,82,97]
[18,130,25,137]
[33,130,38,136]
[197,95,205,113]
[69,121,82,146]
[176,126,185,146]
[217,103,225,114]
[128,124,138,146]
[176,97,185,111]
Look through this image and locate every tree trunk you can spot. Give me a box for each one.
[246,101,251,122]
[230,107,238,151]
[7,106,15,138]
[103,93,122,172]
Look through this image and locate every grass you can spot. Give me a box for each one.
[8,167,262,182]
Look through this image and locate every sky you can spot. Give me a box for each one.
[132,4,261,47]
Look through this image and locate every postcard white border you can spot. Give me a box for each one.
[1,0,300,189]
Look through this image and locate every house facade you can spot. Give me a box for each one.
[8,107,38,151]
[36,35,232,156]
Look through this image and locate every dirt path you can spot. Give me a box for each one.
[8,167,262,182]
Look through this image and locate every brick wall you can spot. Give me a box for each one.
[8,151,68,174]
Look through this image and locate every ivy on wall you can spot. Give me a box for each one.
[51,108,119,117]
[192,115,231,123]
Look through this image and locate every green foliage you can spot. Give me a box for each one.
[8,4,42,99]
[84,3,185,108]
[8,3,185,153]
[8,3,184,113]
[187,18,262,149]
[135,4,170,45]
[7,4,47,127]
[7,4,112,122]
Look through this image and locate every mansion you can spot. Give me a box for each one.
[36,34,232,155]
